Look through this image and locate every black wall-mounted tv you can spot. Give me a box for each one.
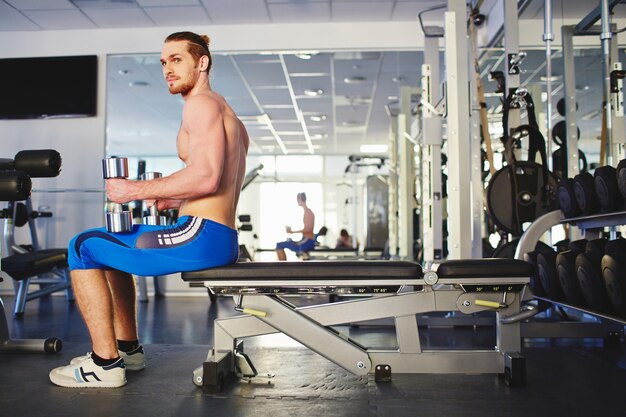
[0,55,97,119]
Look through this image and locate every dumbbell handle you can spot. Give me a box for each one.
[102,157,133,233]
[102,157,130,211]
[140,172,166,226]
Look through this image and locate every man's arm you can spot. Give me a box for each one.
[106,95,225,203]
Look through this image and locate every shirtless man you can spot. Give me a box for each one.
[275,192,316,260]
[49,31,249,388]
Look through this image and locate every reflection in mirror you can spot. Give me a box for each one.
[106,50,426,160]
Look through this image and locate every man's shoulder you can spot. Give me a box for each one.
[186,93,221,108]
[183,93,223,119]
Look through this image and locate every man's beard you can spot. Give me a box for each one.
[168,77,194,95]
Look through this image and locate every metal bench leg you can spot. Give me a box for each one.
[13,277,29,316]
[63,269,74,303]
[136,275,149,303]
[0,296,62,353]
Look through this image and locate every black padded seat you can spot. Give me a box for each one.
[1,249,68,281]
[311,248,358,252]
[182,260,422,282]
[436,258,533,278]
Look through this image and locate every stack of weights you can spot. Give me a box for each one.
[558,162,626,218]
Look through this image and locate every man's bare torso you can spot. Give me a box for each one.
[176,92,249,229]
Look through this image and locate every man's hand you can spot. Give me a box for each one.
[106,178,137,204]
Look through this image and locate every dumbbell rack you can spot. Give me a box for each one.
[515,210,626,343]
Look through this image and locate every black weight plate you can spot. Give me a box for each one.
[552,148,588,179]
[616,158,626,200]
[551,120,580,146]
[573,172,600,215]
[557,178,579,218]
[537,250,563,300]
[594,165,623,212]
[486,161,559,236]
[556,98,578,117]
[556,250,585,306]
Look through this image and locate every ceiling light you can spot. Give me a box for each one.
[310,115,327,122]
[310,133,328,140]
[128,81,149,87]
[118,69,130,75]
[344,76,367,84]
[360,144,388,153]
[540,75,562,82]
[295,52,319,60]
[304,89,323,97]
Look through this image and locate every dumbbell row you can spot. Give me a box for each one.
[557,158,626,218]
[102,157,166,233]
[524,237,626,319]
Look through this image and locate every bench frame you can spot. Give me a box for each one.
[184,261,530,391]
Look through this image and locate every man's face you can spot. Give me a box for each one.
[160,41,199,95]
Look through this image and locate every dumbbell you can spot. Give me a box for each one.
[594,165,623,213]
[573,172,600,216]
[556,239,587,306]
[102,157,134,233]
[535,239,570,301]
[557,178,579,218]
[523,250,547,296]
[601,238,626,317]
[617,158,626,201]
[139,172,166,225]
[576,238,610,312]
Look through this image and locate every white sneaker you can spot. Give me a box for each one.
[70,346,146,371]
[49,354,126,388]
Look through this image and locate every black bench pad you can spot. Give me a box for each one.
[437,258,533,278]
[182,260,422,282]
[1,248,68,281]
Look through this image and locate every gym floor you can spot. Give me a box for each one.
[1,292,625,417]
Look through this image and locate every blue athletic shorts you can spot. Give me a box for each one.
[68,216,239,276]
[275,238,316,253]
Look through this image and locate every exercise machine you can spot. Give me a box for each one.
[182,258,532,391]
[0,166,62,353]
[1,150,72,317]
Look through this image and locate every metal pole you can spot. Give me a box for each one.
[388,115,399,258]
[444,2,472,259]
[601,0,614,165]
[543,0,554,171]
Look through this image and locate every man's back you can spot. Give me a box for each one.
[177,92,249,229]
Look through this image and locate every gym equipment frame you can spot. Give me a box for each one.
[182,258,532,391]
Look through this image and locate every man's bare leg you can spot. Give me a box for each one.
[276,249,286,261]
[105,270,138,342]
[71,269,118,359]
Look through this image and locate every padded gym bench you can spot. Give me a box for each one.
[182,258,532,391]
